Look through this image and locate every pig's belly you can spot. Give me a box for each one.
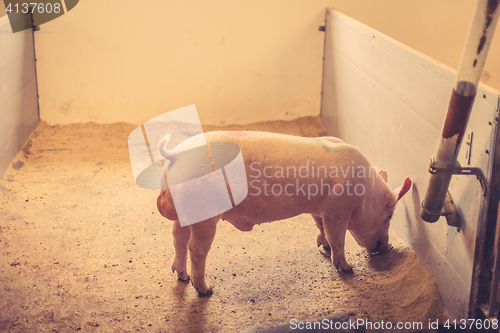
[220,197,317,231]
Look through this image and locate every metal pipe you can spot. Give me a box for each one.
[421,0,500,222]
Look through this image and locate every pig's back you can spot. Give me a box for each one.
[204,131,370,174]
[203,131,371,229]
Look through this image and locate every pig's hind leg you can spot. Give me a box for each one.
[322,211,353,272]
[188,216,219,295]
[172,220,191,282]
[312,215,331,254]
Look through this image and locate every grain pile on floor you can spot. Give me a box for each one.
[0,117,449,332]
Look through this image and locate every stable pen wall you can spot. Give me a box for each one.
[321,9,500,320]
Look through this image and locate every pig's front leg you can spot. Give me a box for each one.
[188,216,220,295]
[172,220,191,282]
[322,210,353,272]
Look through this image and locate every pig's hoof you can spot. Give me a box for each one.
[339,265,353,273]
[177,274,190,282]
[316,236,329,249]
[319,245,331,257]
[197,288,213,297]
[334,261,353,273]
[172,266,190,282]
[192,282,213,296]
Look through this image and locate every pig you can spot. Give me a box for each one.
[156,131,412,295]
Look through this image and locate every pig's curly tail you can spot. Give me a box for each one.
[158,134,174,160]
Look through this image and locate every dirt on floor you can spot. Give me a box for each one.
[0,116,449,332]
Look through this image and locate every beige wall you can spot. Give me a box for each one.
[33,0,499,125]
[0,2,6,17]
[36,0,326,125]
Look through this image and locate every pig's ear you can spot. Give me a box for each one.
[388,176,412,208]
[378,170,388,183]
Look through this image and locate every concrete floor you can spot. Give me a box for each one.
[0,117,449,332]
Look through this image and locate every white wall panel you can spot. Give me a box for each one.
[0,15,39,178]
[321,9,500,320]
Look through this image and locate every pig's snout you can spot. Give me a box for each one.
[376,241,393,254]
[369,239,393,255]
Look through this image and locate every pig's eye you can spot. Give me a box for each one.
[388,214,393,220]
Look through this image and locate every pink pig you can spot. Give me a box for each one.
[157,131,412,295]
